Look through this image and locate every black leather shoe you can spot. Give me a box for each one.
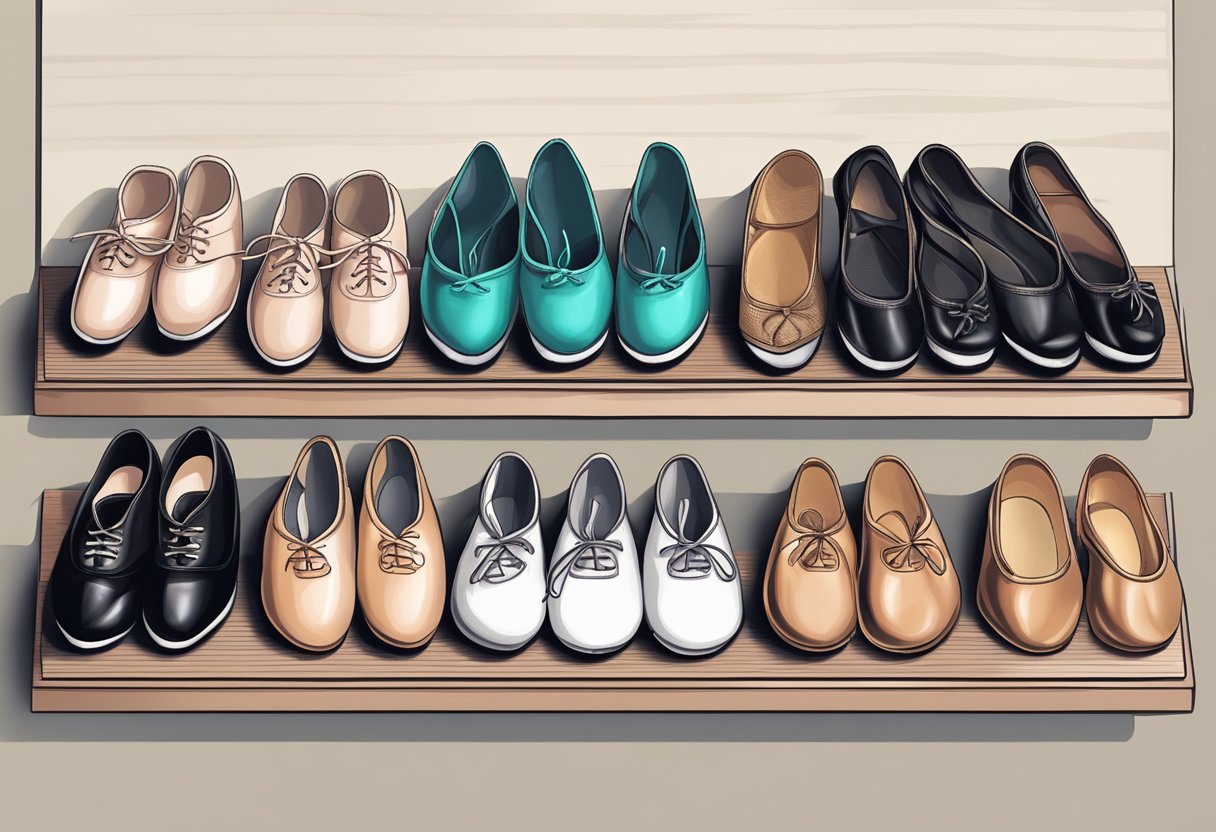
[833,146,922,373]
[906,144,1083,370]
[49,430,161,650]
[143,427,240,651]
[1010,141,1164,366]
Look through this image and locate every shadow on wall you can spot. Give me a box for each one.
[1,464,1139,743]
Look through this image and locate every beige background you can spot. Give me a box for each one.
[2,1,1213,830]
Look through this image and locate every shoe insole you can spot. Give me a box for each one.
[95,465,143,508]
[486,455,536,537]
[285,446,340,542]
[334,174,389,236]
[123,170,173,221]
[183,159,232,218]
[921,245,978,300]
[1029,192,1125,287]
[526,147,598,269]
[998,496,1060,578]
[843,224,907,300]
[1090,504,1146,575]
[746,230,813,306]
[629,150,693,274]
[658,458,712,540]
[165,455,213,521]
[571,458,623,539]
[279,176,327,239]
[377,475,418,536]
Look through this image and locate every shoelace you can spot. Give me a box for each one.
[172,211,212,264]
[946,292,991,338]
[662,498,737,581]
[378,531,424,574]
[778,508,844,571]
[637,246,693,293]
[1111,276,1158,322]
[469,533,534,585]
[164,524,205,566]
[243,232,324,295]
[546,500,622,599]
[84,525,125,563]
[538,230,584,289]
[874,510,946,575]
[285,540,331,578]
[70,224,175,272]
[322,237,411,297]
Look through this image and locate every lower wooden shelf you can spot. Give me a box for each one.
[32,489,1194,713]
[34,265,1192,418]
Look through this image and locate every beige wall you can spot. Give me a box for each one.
[3,1,1214,830]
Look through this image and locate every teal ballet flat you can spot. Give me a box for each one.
[421,142,521,365]
[615,142,709,364]
[519,138,613,364]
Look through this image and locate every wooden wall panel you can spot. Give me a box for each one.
[40,0,1173,268]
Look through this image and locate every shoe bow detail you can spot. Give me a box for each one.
[662,498,737,581]
[536,229,584,289]
[244,232,324,296]
[546,500,621,598]
[323,236,411,299]
[164,524,205,566]
[946,290,992,338]
[378,531,424,575]
[285,540,331,578]
[1111,276,1158,323]
[469,535,534,585]
[71,223,175,271]
[780,508,844,571]
[875,511,946,575]
[756,302,817,347]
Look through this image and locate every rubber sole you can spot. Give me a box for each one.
[1085,333,1160,366]
[619,313,708,365]
[531,327,609,365]
[143,585,238,651]
[651,625,741,657]
[56,619,134,651]
[1002,333,1080,370]
[336,334,406,365]
[423,318,513,367]
[746,335,821,370]
[926,337,996,369]
[364,617,439,651]
[838,325,918,372]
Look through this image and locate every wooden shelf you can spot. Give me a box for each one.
[34,266,1191,419]
[32,489,1194,713]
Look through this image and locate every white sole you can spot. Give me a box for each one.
[531,327,609,365]
[245,296,320,368]
[56,619,134,651]
[839,326,918,372]
[423,319,511,367]
[1003,333,1080,369]
[1085,333,1160,365]
[336,334,405,365]
[156,283,241,342]
[652,628,738,657]
[746,335,820,369]
[143,585,237,651]
[619,313,708,365]
[926,337,995,368]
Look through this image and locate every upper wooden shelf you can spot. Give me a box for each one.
[32,489,1193,713]
[34,266,1192,418]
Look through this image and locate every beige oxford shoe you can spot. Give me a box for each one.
[977,455,1083,653]
[246,174,330,367]
[153,155,244,341]
[70,165,178,345]
[1077,454,1183,652]
[357,436,446,649]
[326,170,412,364]
[762,458,858,652]
[858,455,961,654]
[261,436,356,652]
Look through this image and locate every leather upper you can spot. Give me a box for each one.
[153,156,244,338]
[261,436,356,651]
[357,436,446,649]
[739,150,827,354]
[833,146,923,368]
[763,458,858,651]
[859,456,961,653]
[977,455,1082,652]
[1077,454,1182,652]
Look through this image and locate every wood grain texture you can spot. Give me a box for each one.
[32,489,1194,712]
[39,0,1174,269]
[34,266,1192,418]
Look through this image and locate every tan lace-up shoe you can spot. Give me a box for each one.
[261,436,356,652]
[739,150,827,370]
[246,174,330,367]
[762,458,858,652]
[1077,454,1183,652]
[70,165,178,345]
[357,436,446,649]
[153,155,244,341]
[327,170,411,364]
[977,455,1082,653]
[859,455,961,653]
